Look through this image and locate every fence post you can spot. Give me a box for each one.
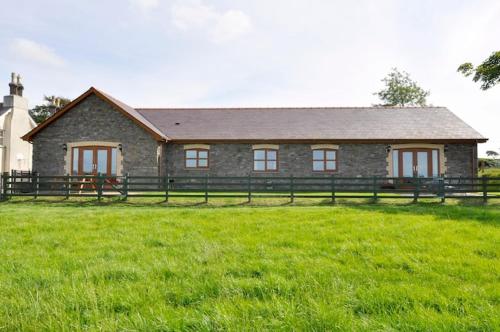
[439,177,445,203]
[413,177,420,203]
[290,175,295,203]
[331,175,336,203]
[123,173,129,201]
[97,173,103,200]
[204,174,209,203]
[373,176,378,202]
[164,174,169,202]
[34,172,39,199]
[65,174,70,199]
[1,172,8,200]
[482,176,488,203]
[247,174,252,203]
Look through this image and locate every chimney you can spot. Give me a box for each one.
[8,72,23,96]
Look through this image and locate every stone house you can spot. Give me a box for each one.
[0,73,37,174]
[22,87,487,179]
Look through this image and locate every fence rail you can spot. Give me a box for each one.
[1,173,499,203]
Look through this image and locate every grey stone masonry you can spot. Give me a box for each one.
[32,94,160,176]
[445,143,477,178]
[165,143,477,178]
[165,143,389,178]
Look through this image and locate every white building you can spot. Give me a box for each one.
[0,73,37,174]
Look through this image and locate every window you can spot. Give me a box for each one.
[72,147,79,175]
[185,149,209,169]
[253,149,278,171]
[312,149,337,171]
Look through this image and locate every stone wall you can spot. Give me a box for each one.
[445,143,477,178]
[165,143,389,177]
[32,94,160,176]
[165,143,478,178]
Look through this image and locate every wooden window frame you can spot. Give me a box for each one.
[253,149,279,172]
[184,149,209,169]
[312,149,338,172]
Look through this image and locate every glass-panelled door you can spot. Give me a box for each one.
[72,146,117,177]
[398,149,438,178]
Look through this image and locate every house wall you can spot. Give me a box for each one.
[445,143,477,178]
[0,95,35,173]
[32,94,160,176]
[165,142,478,178]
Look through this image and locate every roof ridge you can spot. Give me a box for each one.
[136,106,447,110]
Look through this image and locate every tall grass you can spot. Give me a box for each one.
[0,201,498,330]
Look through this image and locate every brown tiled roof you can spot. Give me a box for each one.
[136,107,486,142]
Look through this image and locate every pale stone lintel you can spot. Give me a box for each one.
[310,144,339,150]
[252,144,279,150]
[64,141,123,176]
[386,143,447,177]
[183,144,210,150]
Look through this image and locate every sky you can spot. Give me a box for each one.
[0,0,498,156]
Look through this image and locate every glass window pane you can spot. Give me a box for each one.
[326,150,336,160]
[392,150,399,177]
[83,150,93,174]
[198,159,208,167]
[72,148,79,174]
[267,150,277,160]
[267,161,277,170]
[186,159,197,168]
[254,150,265,160]
[432,150,439,177]
[313,161,324,171]
[254,161,265,171]
[402,152,413,177]
[417,151,428,177]
[313,150,324,160]
[326,161,336,170]
[186,150,197,158]
[111,148,117,176]
[198,150,208,159]
[97,149,108,174]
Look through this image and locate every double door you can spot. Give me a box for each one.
[74,146,117,177]
[399,149,438,178]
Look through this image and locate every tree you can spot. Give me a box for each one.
[457,51,500,90]
[29,95,71,124]
[374,68,430,107]
[486,150,499,158]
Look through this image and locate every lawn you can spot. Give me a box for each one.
[0,200,498,331]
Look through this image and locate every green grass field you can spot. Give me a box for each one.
[0,199,498,331]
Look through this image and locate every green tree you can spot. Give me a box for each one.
[486,150,499,158]
[458,51,500,90]
[29,95,71,124]
[374,68,430,107]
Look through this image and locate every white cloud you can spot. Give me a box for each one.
[210,10,252,43]
[171,1,252,43]
[129,0,159,11]
[9,38,66,67]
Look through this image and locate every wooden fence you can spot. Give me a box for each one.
[1,173,499,203]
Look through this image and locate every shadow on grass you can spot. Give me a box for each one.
[1,196,499,225]
[346,201,500,225]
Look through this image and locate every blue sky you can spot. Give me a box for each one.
[1,0,498,155]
